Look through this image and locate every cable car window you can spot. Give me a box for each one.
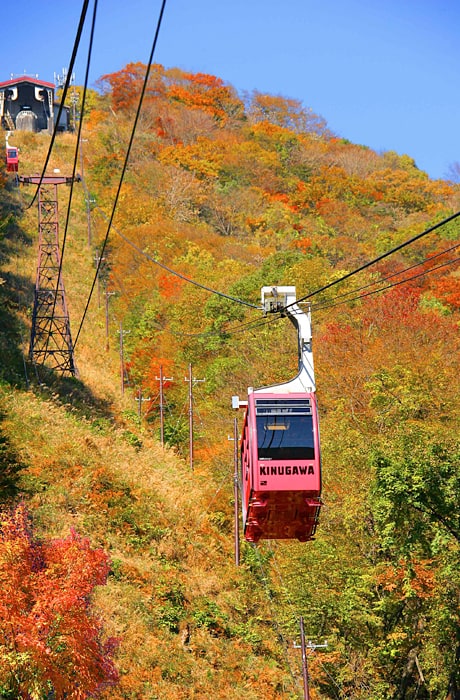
[255,399,315,460]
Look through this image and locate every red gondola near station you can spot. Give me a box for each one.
[6,145,18,172]
[236,286,322,543]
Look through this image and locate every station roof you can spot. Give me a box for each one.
[0,76,55,90]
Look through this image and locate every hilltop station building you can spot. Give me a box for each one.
[0,75,70,133]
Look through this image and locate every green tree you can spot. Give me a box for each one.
[370,429,460,698]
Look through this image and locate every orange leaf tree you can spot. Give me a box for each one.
[0,504,118,699]
[167,72,244,124]
[98,62,166,112]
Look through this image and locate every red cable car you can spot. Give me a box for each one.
[236,286,322,543]
[6,146,19,173]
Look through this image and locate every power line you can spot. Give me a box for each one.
[267,544,344,699]
[252,545,302,698]
[154,308,283,341]
[73,0,168,349]
[219,314,283,336]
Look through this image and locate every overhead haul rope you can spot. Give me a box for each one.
[92,205,260,309]
[285,209,460,308]
[311,241,460,312]
[73,0,168,349]
[311,241,460,309]
[179,243,460,337]
[43,0,99,360]
[26,0,91,209]
[313,254,460,312]
[86,217,459,343]
[213,216,460,337]
[169,217,460,336]
[56,0,98,265]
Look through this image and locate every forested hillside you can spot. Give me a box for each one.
[0,63,459,699]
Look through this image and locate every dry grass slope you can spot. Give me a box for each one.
[0,131,301,699]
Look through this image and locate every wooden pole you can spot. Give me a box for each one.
[159,365,165,446]
[104,290,114,351]
[188,363,194,470]
[94,249,103,308]
[233,417,240,566]
[184,363,204,470]
[156,365,173,447]
[119,322,125,395]
[300,617,310,700]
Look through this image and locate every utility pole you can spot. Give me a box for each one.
[118,322,130,395]
[294,619,328,700]
[79,138,92,247]
[231,395,247,559]
[228,417,240,566]
[300,617,310,700]
[104,290,115,351]
[69,74,77,130]
[184,363,205,470]
[20,174,79,376]
[135,388,151,419]
[155,365,173,446]
[94,248,106,308]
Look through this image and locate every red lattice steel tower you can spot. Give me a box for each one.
[22,175,78,376]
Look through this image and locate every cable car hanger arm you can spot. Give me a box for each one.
[260,286,316,394]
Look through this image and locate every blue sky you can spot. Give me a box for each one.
[3,0,459,180]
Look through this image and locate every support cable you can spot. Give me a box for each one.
[83,240,459,347]
[78,131,458,342]
[312,254,460,313]
[95,219,459,339]
[286,210,460,308]
[92,204,260,309]
[141,389,161,419]
[27,0,90,209]
[43,0,98,360]
[310,241,460,310]
[161,238,459,345]
[73,0,168,349]
[181,238,455,339]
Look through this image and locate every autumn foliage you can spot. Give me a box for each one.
[1,59,460,700]
[0,505,118,699]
